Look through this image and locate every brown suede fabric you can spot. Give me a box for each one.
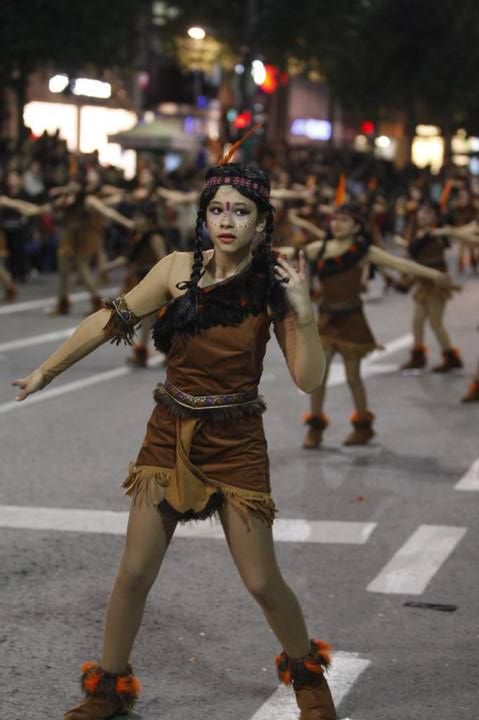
[317,265,381,359]
[125,313,283,527]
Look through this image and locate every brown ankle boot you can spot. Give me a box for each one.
[64,661,141,720]
[461,380,479,403]
[343,411,375,446]
[401,345,426,370]
[276,639,336,720]
[127,344,148,368]
[433,348,463,373]
[50,296,71,315]
[303,414,329,449]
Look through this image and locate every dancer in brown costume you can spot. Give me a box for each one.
[399,205,479,372]
[286,204,452,448]
[0,186,50,300]
[50,175,134,315]
[13,156,337,719]
[102,198,168,367]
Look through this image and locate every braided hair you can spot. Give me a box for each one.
[176,163,285,325]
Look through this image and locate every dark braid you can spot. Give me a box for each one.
[174,208,206,326]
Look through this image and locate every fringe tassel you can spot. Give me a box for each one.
[122,463,171,506]
[275,639,333,689]
[219,485,277,530]
[350,410,375,425]
[303,412,329,429]
[102,302,136,346]
[80,661,142,710]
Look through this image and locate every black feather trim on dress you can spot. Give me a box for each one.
[152,251,288,354]
[314,235,370,279]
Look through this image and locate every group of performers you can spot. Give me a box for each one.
[7,130,479,719]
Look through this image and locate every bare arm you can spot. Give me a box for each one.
[157,187,199,205]
[287,209,326,240]
[13,252,175,400]
[0,195,47,217]
[432,225,479,245]
[367,245,450,284]
[85,195,134,229]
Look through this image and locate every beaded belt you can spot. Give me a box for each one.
[160,378,259,411]
[319,299,362,315]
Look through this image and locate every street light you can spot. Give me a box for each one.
[187,26,206,40]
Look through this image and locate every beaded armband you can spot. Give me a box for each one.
[103,295,140,346]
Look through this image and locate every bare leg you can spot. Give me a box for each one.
[426,295,453,350]
[75,257,99,296]
[219,503,310,658]
[412,300,427,347]
[310,345,335,415]
[0,261,14,287]
[101,499,177,672]
[343,356,368,414]
[58,254,71,299]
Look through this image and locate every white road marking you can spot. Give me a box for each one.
[365,333,413,362]
[0,506,376,545]
[249,651,370,720]
[455,459,479,491]
[0,355,165,415]
[367,524,467,595]
[0,286,118,315]
[0,328,75,352]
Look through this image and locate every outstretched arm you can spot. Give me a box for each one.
[367,245,454,286]
[273,251,325,393]
[431,224,479,245]
[12,252,175,400]
[0,195,48,217]
[85,195,134,230]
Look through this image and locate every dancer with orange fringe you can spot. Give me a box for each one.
[13,132,337,720]
[286,203,452,448]
[399,204,479,372]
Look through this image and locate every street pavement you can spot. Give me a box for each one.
[0,262,478,720]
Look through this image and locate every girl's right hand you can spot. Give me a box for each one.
[12,369,47,401]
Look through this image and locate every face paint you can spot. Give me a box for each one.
[206,185,259,254]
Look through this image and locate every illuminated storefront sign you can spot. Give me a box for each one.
[290,118,332,141]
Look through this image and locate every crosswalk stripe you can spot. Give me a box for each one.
[249,651,370,719]
[367,524,466,595]
[0,355,164,415]
[455,459,479,491]
[0,286,118,315]
[0,506,376,545]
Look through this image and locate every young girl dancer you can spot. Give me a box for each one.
[13,160,336,720]
[399,204,479,372]
[286,204,452,448]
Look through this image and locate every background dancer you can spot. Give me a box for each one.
[285,204,452,448]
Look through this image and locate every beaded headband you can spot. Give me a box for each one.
[204,174,270,199]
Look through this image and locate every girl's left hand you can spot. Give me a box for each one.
[274,250,314,322]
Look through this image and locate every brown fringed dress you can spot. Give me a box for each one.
[407,232,452,304]
[104,259,289,530]
[314,237,382,359]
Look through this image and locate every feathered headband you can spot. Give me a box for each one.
[204,123,270,199]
